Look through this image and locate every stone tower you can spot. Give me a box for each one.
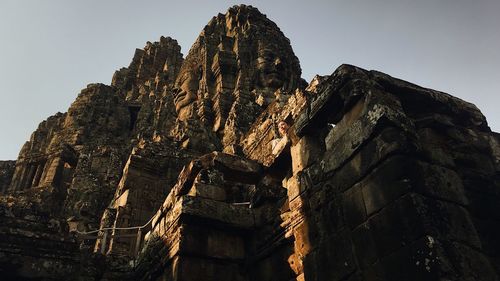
[170,5,304,153]
[0,5,499,281]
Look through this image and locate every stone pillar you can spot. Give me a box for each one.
[31,162,44,188]
[9,164,26,192]
[22,164,37,190]
[40,157,63,187]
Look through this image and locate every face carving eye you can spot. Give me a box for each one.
[258,49,276,64]
[264,52,274,61]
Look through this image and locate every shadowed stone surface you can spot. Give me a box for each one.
[1,4,499,281]
[0,161,15,194]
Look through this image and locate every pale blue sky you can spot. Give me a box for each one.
[1,0,499,160]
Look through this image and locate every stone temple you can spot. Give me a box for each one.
[1,5,499,281]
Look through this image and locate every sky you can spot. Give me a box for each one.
[0,0,499,160]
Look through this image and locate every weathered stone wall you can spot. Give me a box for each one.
[135,152,269,281]
[112,36,183,100]
[2,5,500,281]
[112,36,183,140]
[98,140,197,256]
[0,195,106,280]
[8,112,67,193]
[6,83,131,222]
[281,64,500,281]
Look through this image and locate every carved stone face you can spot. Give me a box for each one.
[174,71,198,121]
[257,47,286,90]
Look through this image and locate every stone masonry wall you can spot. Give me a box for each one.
[283,64,500,281]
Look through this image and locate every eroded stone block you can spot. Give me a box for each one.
[291,135,324,175]
[180,224,245,259]
[187,182,227,201]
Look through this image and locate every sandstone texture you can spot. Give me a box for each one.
[1,4,499,281]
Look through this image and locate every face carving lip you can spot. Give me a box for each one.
[265,69,280,75]
[174,90,194,112]
[264,69,284,85]
[174,90,186,105]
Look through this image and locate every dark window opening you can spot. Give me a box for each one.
[128,106,141,131]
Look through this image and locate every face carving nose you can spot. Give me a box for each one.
[274,57,285,73]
